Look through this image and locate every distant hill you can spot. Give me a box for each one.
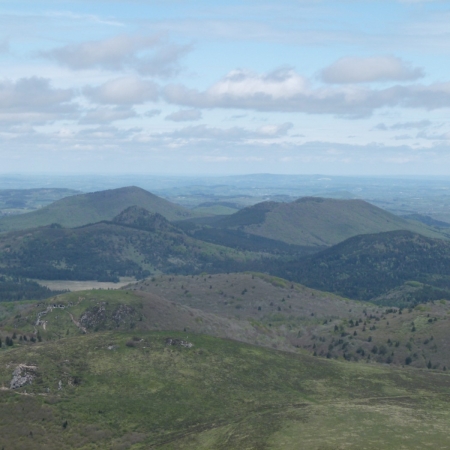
[271,230,450,305]
[0,188,79,214]
[0,275,65,302]
[212,196,446,246]
[401,213,450,228]
[112,205,180,233]
[0,209,257,281]
[0,186,195,232]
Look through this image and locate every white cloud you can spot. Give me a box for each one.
[417,130,450,140]
[321,56,424,84]
[152,122,293,142]
[83,77,159,105]
[136,43,191,77]
[0,76,75,124]
[208,67,309,99]
[165,109,202,122]
[375,120,432,130]
[163,68,450,118]
[40,34,190,77]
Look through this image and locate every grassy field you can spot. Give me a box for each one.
[0,330,449,449]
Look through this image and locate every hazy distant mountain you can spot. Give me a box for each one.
[0,186,195,232]
[213,196,446,246]
[401,213,450,228]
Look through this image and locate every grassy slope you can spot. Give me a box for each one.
[127,273,370,324]
[1,289,292,352]
[217,197,447,246]
[295,298,450,370]
[128,273,450,370]
[0,187,195,232]
[0,330,450,449]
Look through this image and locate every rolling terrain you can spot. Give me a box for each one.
[1,324,450,448]
[0,188,79,216]
[1,289,290,352]
[125,272,450,370]
[0,207,258,282]
[209,196,447,246]
[0,186,195,232]
[270,230,450,306]
[1,186,450,449]
[126,272,370,324]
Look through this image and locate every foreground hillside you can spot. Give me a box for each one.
[127,273,450,370]
[2,289,290,352]
[271,230,450,305]
[0,186,195,232]
[0,329,449,449]
[211,196,445,246]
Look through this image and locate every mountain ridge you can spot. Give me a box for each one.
[212,196,447,246]
[0,186,195,232]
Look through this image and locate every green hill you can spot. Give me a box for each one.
[213,197,447,246]
[0,186,195,232]
[127,272,368,326]
[0,326,450,448]
[271,230,450,305]
[0,212,258,282]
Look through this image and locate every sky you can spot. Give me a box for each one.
[1,0,450,176]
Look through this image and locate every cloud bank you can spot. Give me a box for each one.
[40,34,190,77]
[164,68,450,117]
[321,56,424,84]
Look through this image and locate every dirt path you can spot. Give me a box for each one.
[68,312,87,333]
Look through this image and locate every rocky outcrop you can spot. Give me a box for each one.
[79,303,107,328]
[10,364,37,389]
[113,304,135,326]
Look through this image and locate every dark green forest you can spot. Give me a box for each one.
[268,230,450,306]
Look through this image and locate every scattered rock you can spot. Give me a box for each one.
[165,338,194,348]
